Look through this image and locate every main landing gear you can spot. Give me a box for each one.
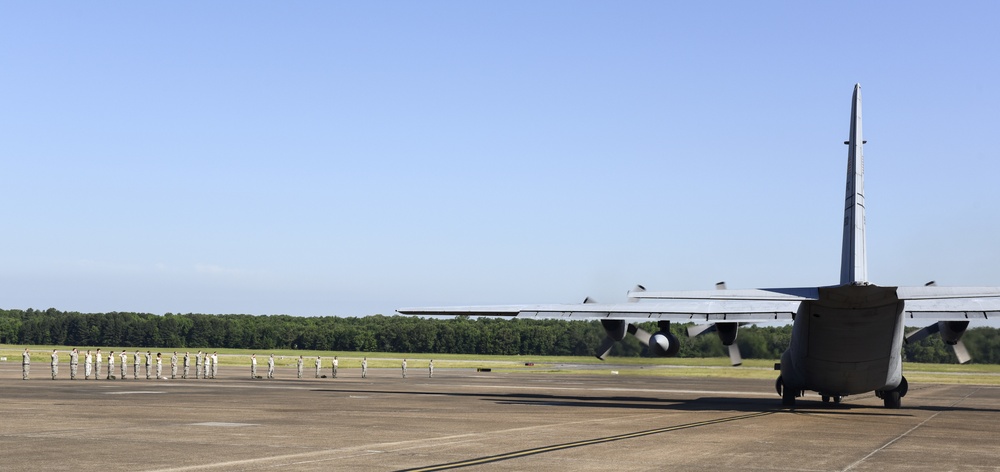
[820,394,843,404]
[775,376,800,407]
[875,376,908,409]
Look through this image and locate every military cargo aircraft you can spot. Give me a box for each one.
[399,84,1000,408]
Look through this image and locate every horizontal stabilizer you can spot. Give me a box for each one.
[897,286,1000,300]
[628,287,819,301]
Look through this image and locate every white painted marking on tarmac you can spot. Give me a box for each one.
[840,388,981,472]
[145,412,657,472]
[105,391,166,395]
[190,422,259,427]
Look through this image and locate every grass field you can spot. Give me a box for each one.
[3,344,999,384]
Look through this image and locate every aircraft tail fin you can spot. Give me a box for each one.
[840,83,868,285]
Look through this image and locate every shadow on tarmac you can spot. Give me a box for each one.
[310,387,1000,416]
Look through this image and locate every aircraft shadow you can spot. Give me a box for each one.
[311,387,999,415]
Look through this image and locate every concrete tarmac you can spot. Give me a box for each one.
[2,363,999,471]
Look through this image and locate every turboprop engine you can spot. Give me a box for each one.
[905,320,971,364]
[647,320,680,358]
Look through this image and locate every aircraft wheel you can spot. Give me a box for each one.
[883,391,901,409]
[833,395,842,404]
[821,395,830,403]
[781,386,796,407]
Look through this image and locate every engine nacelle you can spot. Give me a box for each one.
[716,322,738,346]
[600,319,628,342]
[939,320,969,345]
[648,331,680,357]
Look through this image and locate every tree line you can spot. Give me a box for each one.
[2,308,998,363]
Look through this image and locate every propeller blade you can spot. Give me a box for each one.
[596,336,616,360]
[905,323,940,344]
[629,324,652,346]
[627,284,646,303]
[952,340,971,364]
[728,343,743,366]
[687,323,716,338]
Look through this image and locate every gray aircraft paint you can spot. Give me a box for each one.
[398,85,1000,407]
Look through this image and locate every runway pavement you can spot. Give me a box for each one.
[2,362,999,471]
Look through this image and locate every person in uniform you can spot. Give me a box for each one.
[204,352,212,380]
[183,352,190,379]
[133,350,141,380]
[314,356,322,378]
[267,354,275,379]
[401,359,407,378]
[195,351,202,379]
[169,352,177,379]
[94,349,102,380]
[361,357,368,379]
[22,348,30,380]
[50,349,58,380]
[107,350,115,379]
[428,359,434,378]
[120,350,128,380]
[84,350,93,380]
[332,356,338,378]
[211,352,219,379]
[296,355,303,379]
[144,351,152,380]
[70,348,79,380]
[155,353,163,379]
[250,353,257,379]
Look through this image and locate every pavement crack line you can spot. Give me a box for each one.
[141,411,662,472]
[840,388,981,472]
[399,411,775,472]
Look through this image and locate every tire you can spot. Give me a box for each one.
[883,391,901,409]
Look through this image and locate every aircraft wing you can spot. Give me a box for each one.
[397,299,799,322]
[898,286,1000,320]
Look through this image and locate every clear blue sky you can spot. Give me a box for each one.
[2,2,998,318]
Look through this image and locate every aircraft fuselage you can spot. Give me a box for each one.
[781,284,904,396]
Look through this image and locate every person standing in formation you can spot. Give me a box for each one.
[94,349,102,380]
[361,357,368,379]
[428,359,434,378]
[120,350,128,380]
[401,359,407,378]
[195,351,202,379]
[183,352,190,379]
[296,355,303,379]
[314,356,322,378]
[170,352,177,379]
[211,352,218,379]
[22,348,30,380]
[332,356,338,379]
[267,354,275,379]
[204,352,212,380]
[107,350,115,379]
[155,353,163,379]
[84,350,93,380]
[144,351,152,380]
[250,354,257,379]
[50,349,59,380]
[70,348,79,380]
[133,350,141,380]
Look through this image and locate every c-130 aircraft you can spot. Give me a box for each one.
[399,84,1000,408]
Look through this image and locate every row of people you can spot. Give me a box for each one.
[20,348,436,380]
[21,348,219,380]
[249,354,434,379]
